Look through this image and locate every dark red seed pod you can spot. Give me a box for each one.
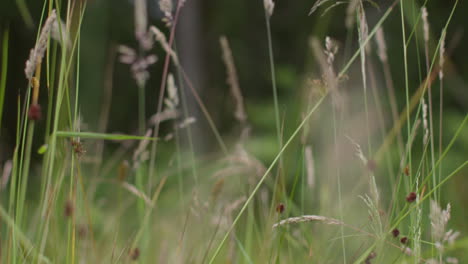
[392,228,400,238]
[400,237,408,244]
[406,192,417,203]
[276,203,285,214]
[28,104,42,121]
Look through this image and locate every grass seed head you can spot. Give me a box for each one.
[406,192,417,203]
[276,203,285,214]
[400,236,408,244]
[28,104,42,121]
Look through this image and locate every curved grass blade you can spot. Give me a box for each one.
[55,131,157,141]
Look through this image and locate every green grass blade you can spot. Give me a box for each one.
[0,26,9,132]
[55,131,157,141]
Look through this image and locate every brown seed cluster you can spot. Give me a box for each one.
[28,104,42,121]
[392,228,400,238]
[130,247,140,261]
[71,140,86,157]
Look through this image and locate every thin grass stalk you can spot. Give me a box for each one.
[417,0,459,199]
[174,53,198,183]
[332,104,346,263]
[375,27,404,155]
[148,2,183,181]
[16,58,43,239]
[178,67,228,154]
[0,26,9,131]
[208,95,326,264]
[263,0,283,173]
[93,45,115,175]
[67,18,83,263]
[0,205,51,263]
[438,30,446,203]
[8,97,22,264]
[421,7,437,200]
[400,0,413,188]
[389,114,466,233]
[38,4,75,257]
[357,3,371,156]
[338,0,399,79]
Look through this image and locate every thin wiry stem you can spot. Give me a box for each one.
[148,2,183,180]
[400,0,412,184]
[264,2,285,202]
[421,7,437,200]
[438,30,446,203]
[208,95,326,264]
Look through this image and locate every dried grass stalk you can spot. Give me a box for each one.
[304,145,315,188]
[25,10,57,80]
[220,36,247,124]
[264,0,275,17]
[150,26,179,66]
[273,215,344,228]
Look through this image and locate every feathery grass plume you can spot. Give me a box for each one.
[430,200,459,252]
[159,0,173,26]
[304,145,315,189]
[148,73,180,127]
[24,10,57,80]
[118,45,157,87]
[132,129,153,169]
[439,30,446,80]
[421,98,429,145]
[421,7,430,43]
[263,0,275,17]
[150,26,179,66]
[121,182,152,206]
[359,194,383,235]
[50,15,70,49]
[429,200,454,246]
[164,73,179,110]
[220,36,247,124]
[273,215,344,228]
[177,117,196,129]
[149,109,179,126]
[310,37,341,109]
[215,145,266,185]
[348,135,381,232]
